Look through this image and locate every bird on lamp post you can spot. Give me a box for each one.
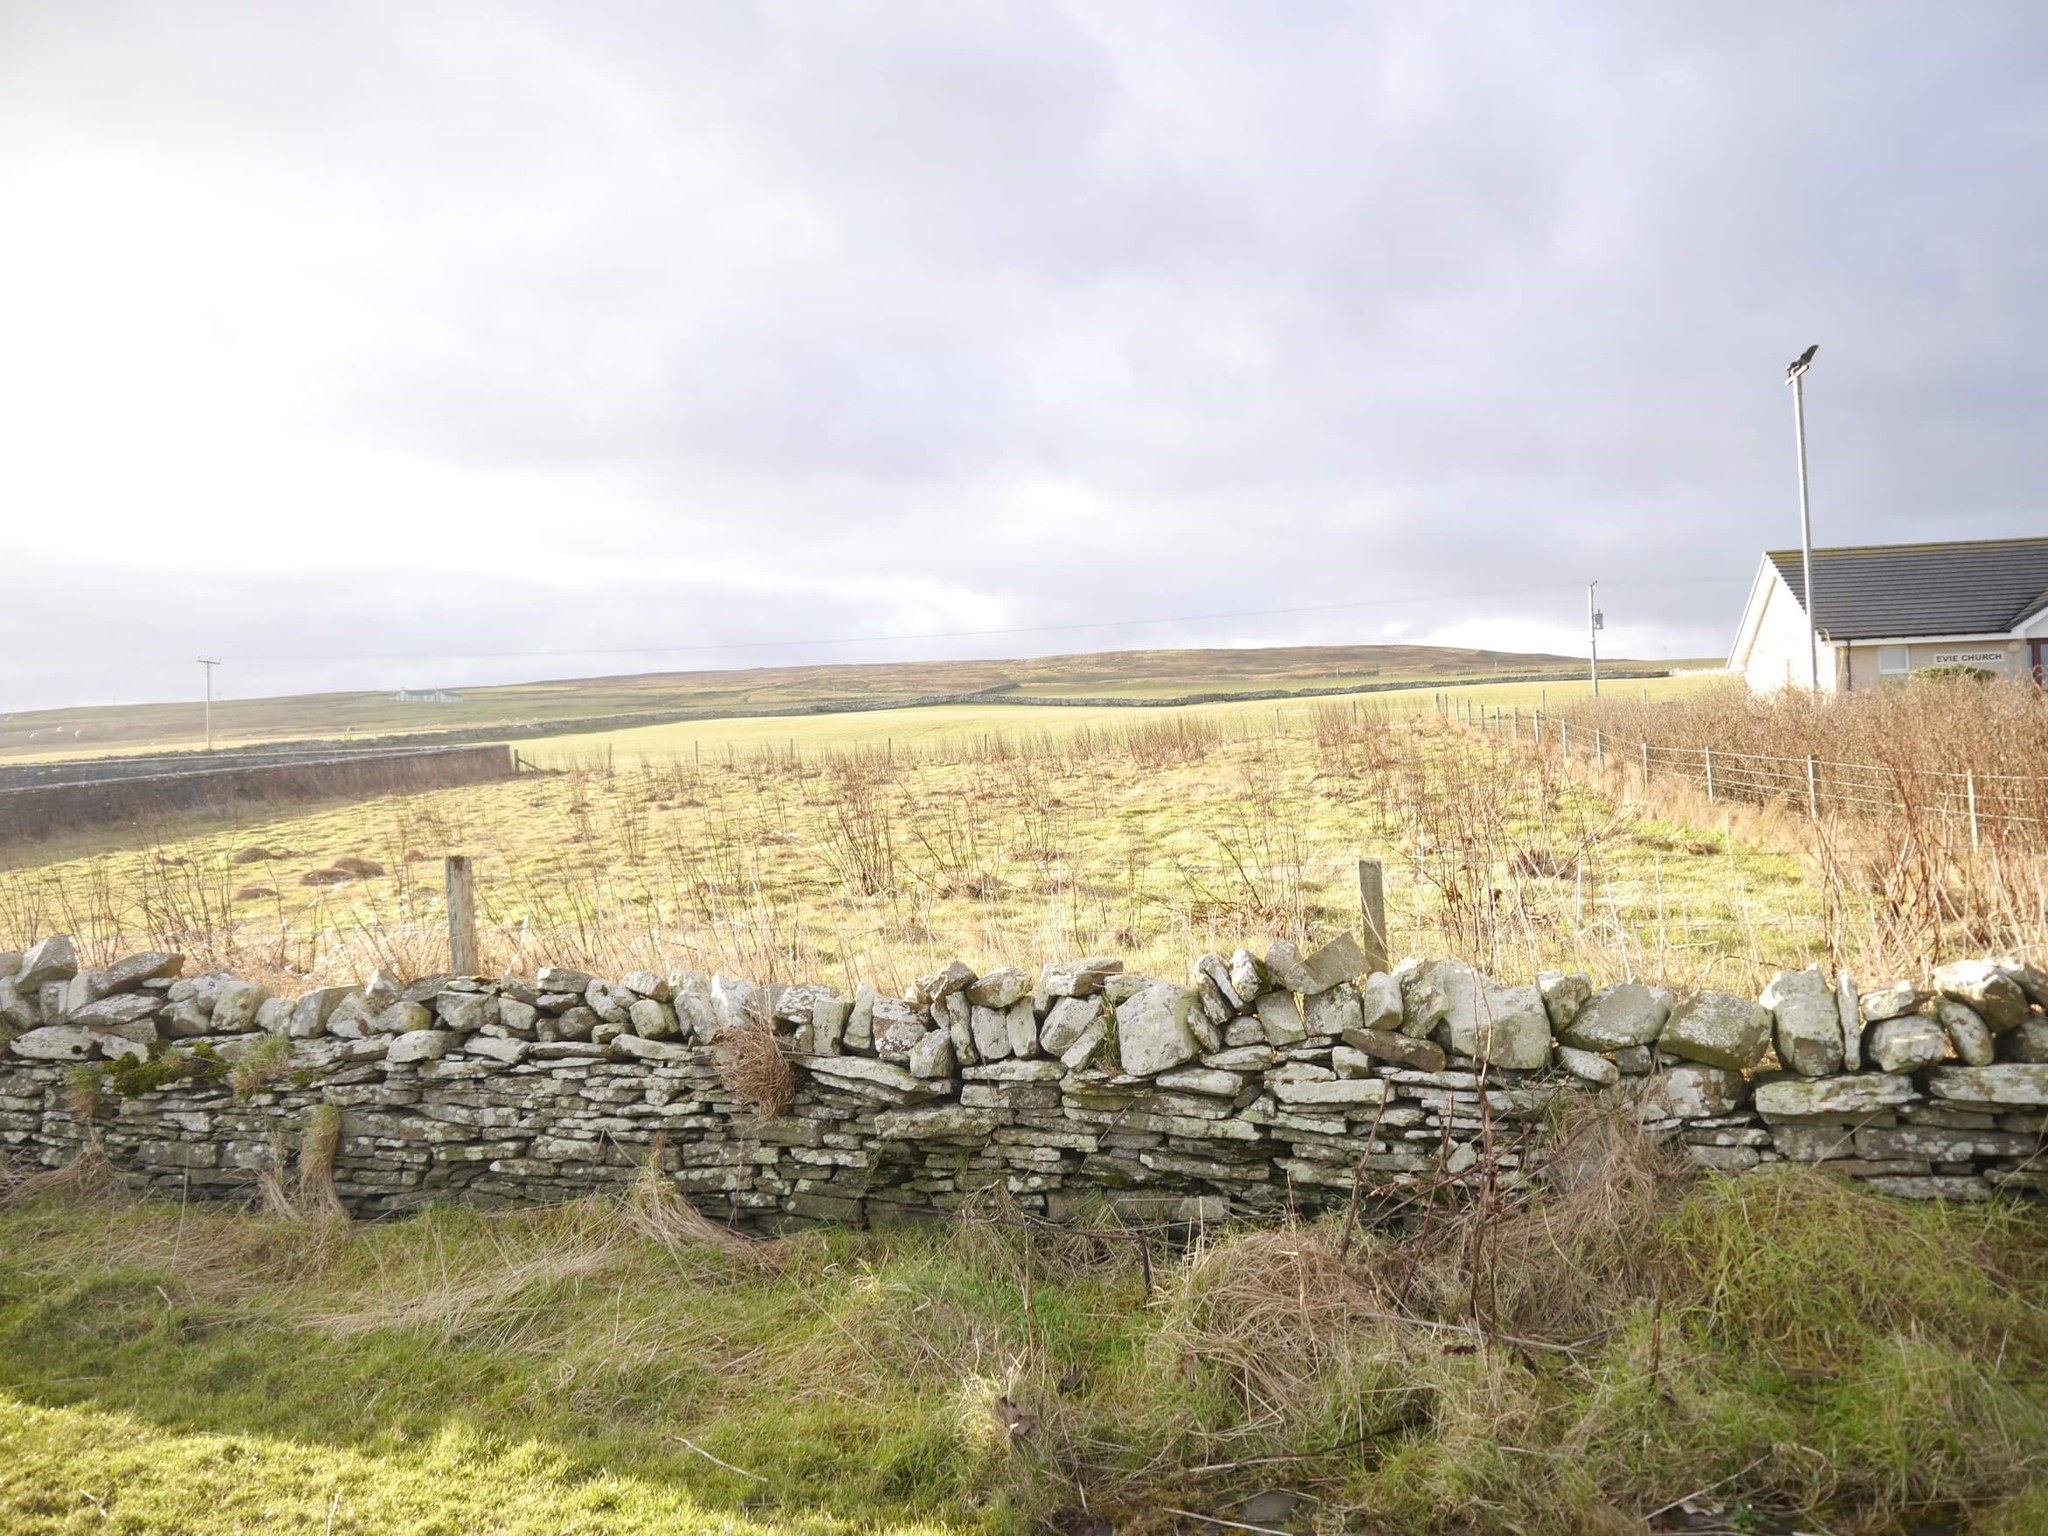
[1785,344,1821,693]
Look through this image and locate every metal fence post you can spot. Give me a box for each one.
[1967,771,1980,851]
[1704,747,1715,803]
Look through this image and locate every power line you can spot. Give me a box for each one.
[221,574,1750,668]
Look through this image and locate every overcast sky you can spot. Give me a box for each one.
[3,3,2045,711]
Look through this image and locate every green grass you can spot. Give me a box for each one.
[0,1160,2042,1534]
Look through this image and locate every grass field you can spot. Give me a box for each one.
[3,1139,2045,1536]
[0,676,1806,999]
[522,674,1714,769]
[0,645,1691,763]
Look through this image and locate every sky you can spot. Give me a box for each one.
[3,2,2045,711]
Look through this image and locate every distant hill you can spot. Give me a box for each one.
[0,644,1675,762]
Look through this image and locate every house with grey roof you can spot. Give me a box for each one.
[1728,537,2048,692]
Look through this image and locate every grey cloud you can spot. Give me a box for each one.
[2,2,2046,709]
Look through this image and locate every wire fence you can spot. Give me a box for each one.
[1442,695,2048,851]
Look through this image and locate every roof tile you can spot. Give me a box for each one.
[1769,538,2048,639]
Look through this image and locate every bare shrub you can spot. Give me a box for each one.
[1112,714,1223,768]
[1411,1100,1695,1343]
[1556,678,2048,974]
[820,756,898,896]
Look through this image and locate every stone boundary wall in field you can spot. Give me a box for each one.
[0,745,516,845]
[1,932,2044,1226]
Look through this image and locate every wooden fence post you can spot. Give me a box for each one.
[1806,757,1820,820]
[1357,859,1388,975]
[1704,747,1716,803]
[1595,727,1604,769]
[1641,740,1650,785]
[1967,771,1980,851]
[446,855,478,976]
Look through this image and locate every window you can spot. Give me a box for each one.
[1878,646,1911,680]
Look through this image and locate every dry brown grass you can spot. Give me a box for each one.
[1149,1223,1410,1425]
[297,1206,628,1347]
[622,1134,784,1273]
[0,1141,123,1210]
[253,1106,348,1225]
[711,1017,796,1120]
[298,1102,342,1203]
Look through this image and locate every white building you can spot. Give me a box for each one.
[1729,537,2048,693]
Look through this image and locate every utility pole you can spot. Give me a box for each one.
[197,657,221,752]
[1588,581,1603,697]
[1786,344,1820,695]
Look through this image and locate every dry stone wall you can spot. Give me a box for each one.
[3,932,2045,1224]
[0,745,515,845]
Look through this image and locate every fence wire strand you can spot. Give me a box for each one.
[1485,710,2048,844]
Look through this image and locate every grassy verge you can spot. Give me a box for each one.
[2,1129,2044,1535]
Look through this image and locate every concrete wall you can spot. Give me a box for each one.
[0,745,515,846]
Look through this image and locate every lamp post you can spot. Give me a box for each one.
[1785,344,1820,695]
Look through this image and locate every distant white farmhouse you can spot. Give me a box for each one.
[1729,537,2048,692]
[391,688,463,704]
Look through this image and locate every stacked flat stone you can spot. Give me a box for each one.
[2,936,2044,1222]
